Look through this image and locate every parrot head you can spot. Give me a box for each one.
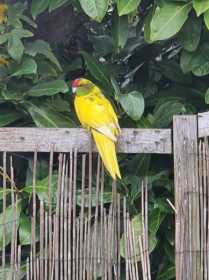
[71,78,94,96]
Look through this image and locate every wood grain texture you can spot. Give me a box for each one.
[0,128,172,154]
[173,115,200,280]
[198,111,209,137]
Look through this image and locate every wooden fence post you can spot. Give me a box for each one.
[173,115,201,280]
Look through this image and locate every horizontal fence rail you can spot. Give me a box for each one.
[1,112,209,155]
[0,128,172,154]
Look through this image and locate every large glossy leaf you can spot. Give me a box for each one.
[157,266,175,280]
[19,214,31,245]
[120,214,157,261]
[153,100,189,127]
[76,188,112,207]
[157,60,192,84]
[25,40,61,70]
[112,12,128,50]
[49,0,68,12]
[204,9,209,30]
[149,207,166,234]
[149,2,192,41]
[22,175,58,205]
[144,7,155,43]
[180,50,193,73]
[11,28,33,39]
[91,35,114,57]
[26,102,73,127]
[0,200,21,250]
[117,0,141,16]
[119,91,144,121]
[181,44,209,76]
[27,80,69,97]
[0,109,21,126]
[31,0,49,19]
[79,0,108,22]
[193,0,209,16]
[178,15,201,52]
[11,57,37,77]
[7,34,24,62]
[81,51,111,89]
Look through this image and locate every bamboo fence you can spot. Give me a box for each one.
[1,111,209,279]
[0,150,151,280]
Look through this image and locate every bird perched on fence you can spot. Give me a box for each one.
[71,78,121,180]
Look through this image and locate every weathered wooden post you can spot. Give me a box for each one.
[173,115,201,280]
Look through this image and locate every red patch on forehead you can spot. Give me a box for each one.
[72,79,80,88]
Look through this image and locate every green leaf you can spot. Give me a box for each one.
[204,9,209,30]
[0,265,26,279]
[119,91,144,121]
[19,214,31,245]
[120,214,157,261]
[193,0,209,16]
[149,207,166,235]
[153,99,188,127]
[79,0,108,22]
[178,15,201,52]
[7,3,25,28]
[112,12,128,50]
[111,77,121,100]
[12,28,34,39]
[37,60,58,78]
[27,80,69,97]
[7,34,24,62]
[158,60,192,84]
[91,35,114,57]
[49,0,68,12]
[25,40,62,70]
[0,200,21,250]
[20,14,38,28]
[26,102,74,127]
[150,2,192,41]
[76,188,112,207]
[31,0,49,19]
[144,7,155,43]
[26,159,50,187]
[81,51,111,89]
[117,0,141,16]
[157,266,175,280]
[11,57,37,77]
[205,88,209,104]
[180,43,209,76]
[0,109,21,127]
[0,34,9,45]
[22,175,57,204]
[180,50,193,73]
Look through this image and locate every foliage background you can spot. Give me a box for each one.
[0,0,208,278]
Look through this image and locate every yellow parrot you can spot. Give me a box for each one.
[71,78,121,180]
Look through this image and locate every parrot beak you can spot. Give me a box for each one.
[72,87,76,93]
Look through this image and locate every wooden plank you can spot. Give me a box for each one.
[198,111,209,137]
[0,127,172,154]
[173,115,200,280]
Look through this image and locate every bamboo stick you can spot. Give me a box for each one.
[32,151,37,280]
[2,151,6,271]
[48,150,54,279]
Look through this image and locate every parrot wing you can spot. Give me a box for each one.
[74,91,120,141]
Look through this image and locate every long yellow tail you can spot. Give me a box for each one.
[91,129,121,180]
